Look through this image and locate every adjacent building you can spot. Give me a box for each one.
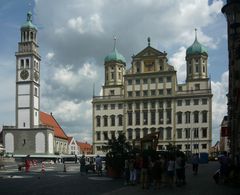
[40,112,68,155]
[219,116,230,153]
[67,137,79,155]
[222,0,240,162]
[92,35,212,155]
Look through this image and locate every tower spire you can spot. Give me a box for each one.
[195,28,198,41]
[147,37,151,46]
[113,36,117,50]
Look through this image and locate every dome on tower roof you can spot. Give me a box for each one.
[104,48,126,64]
[104,37,126,64]
[21,12,37,30]
[186,29,207,56]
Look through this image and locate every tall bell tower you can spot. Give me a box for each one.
[3,12,54,156]
[16,12,40,129]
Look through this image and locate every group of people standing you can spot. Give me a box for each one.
[124,151,187,189]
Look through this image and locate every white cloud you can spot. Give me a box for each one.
[211,71,228,143]
[46,52,55,60]
[67,14,104,34]
[169,46,186,83]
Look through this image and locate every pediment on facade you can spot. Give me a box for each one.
[133,46,165,59]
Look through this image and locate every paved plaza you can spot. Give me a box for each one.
[0,161,239,195]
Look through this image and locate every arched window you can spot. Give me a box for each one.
[96,116,101,127]
[118,114,123,126]
[48,133,53,154]
[35,132,45,153]
[127,128,133,140]
[110,115,115,126]
[177,112,182,124]
[202,111,208,123]
[103,115,108,126]
[5,133,14,153]
[194,111,199,123]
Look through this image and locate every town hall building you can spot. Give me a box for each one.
[92,34,212,155]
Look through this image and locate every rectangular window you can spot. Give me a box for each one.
[202,128,207,138]
[128,103,132,110]
[128,91,133,97]
[177,112,182,124]
[194,128,199,138]
[135,111,140,125]
[166,128,171,140]
[185,128,190,139]
[177,128,182,139]
[177,145,182,150]
[185,144,190,149]
[151,102,155,109]
[167,89,172,95]
[96,132,101,141]
[135,79,140,85]
[151,111,155,125]
[177,100,182,106]
[194,144,199,149]
[159,128,164,140]
[96,105,101,110]
[143,111,148,125]
[159,89,164,95]
[151,90,156,96]
[194,99,199,105]
[159,101,163,108]
[166,109,171,124]
[118,104,123,109]
[194,112,199,123]
[135,129,140,139]
[195,84,200,90]
[166,76,171,82]
[110,90,115,95]
[202,144,207,149]
[128,79,132,85]
[111,116,115,126]
[143,79,148,84]
[136,91,140,96]
[111,131,115,139]
[34,87,38,96]
[104,104,108,110]
[166,101,171,108]
[128,112,132,126]
[110,104,115,109]
[104,116,108,126]
[135,102,140,109]
[143,90,148,96]
[118,115,123,126]
[103,131,108,140]
[185,112,191,123]
[151,78,155,84]
[143,102,148,109]
[128,129,133,140]
[185,99,190,106]
[159,110,164,124]
[158,77,163,83]
[202,98,207,105]
[96,116,101,127]
[202,111,208,123]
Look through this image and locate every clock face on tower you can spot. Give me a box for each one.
[20,69,29,80]
[34,71,39,81]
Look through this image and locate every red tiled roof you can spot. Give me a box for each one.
[77,141,92,154]
[40,112,68,140]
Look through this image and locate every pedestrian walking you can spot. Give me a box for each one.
[80,154,86,175]
[129,157,137,185]
[192,153,199,175]
[25,155,31,172]
[95,155,102,176]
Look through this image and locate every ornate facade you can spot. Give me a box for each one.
[92,35,212,154]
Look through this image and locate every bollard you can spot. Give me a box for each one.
[63,163,67,172]
[41,162,45,173]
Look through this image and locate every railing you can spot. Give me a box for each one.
[93,95,124,100]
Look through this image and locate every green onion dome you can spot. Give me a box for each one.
[21,12,37,30]
[104,48,126,64]
[186,29,207,55]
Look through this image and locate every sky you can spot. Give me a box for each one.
[0,0,228,145]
